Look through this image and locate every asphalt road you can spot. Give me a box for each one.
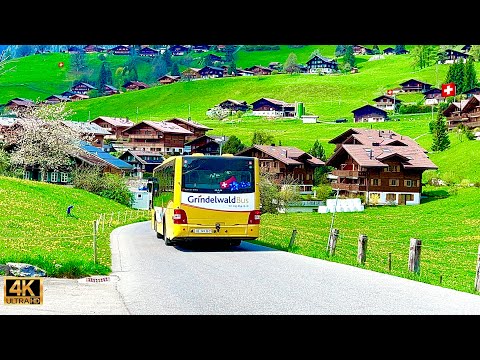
[3,221,480,315]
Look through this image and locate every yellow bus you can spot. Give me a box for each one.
[151,153,261,246]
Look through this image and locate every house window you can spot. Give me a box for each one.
[23,171,31,180]
[386,193,396,201]
[369,192,380,200]
[371,178,380,186]
[389,179,398,186]
[61,172,69,183]
[51,172,59,182]
[405,194,414,201]
[404,179,414,187]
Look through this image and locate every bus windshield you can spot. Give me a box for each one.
[181,156,255,194]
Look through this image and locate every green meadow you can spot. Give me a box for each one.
[2,45,480,295]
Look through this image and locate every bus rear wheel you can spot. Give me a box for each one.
[164,220,174,246]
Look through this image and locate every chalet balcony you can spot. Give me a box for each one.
[332,170,366,178]
[331,183,366,192]
[127,134,163,139]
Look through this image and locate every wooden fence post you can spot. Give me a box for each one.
[288,229,297,250]
[408,238,421,273]
[93,220,98,265]
[388,252,392,271]
[327,228,339,256]
[474,244,480,291]
[357,234,368,265]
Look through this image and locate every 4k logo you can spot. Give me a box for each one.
[4,277,43,305]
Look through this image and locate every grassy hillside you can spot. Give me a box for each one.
[0,176,149,277]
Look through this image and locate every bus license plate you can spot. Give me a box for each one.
[194,229,213,234]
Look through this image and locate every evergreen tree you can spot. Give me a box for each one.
[445,61,465,95]
[171,62,180,76]
[284,53,299,74]
[469,45,480,61]
[342,45,355,68]
[411,45,437,70]
[335,45,346,57]
[394,45,406,54]
[152,55,168,79]
[224,45,236,62]
[463,56,477,93]
[430,112,451,151]
[308,139,326,161]
[372,45,380,55]
[228,61,237,76]
[221,135,245,154]
[98,61,113,95]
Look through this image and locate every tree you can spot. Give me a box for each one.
[430,112,451,152]
[469,45,480,61]
[463,56,477,93]
[251,130,274,145]
[224,45,237,63]
[309,139,326,161]
[98,61,113,95]
[335,45,347,57]
[411,45,437,70]
[221,135,245,154]
[372,45,380,55]
[342,45,355,68]
[171,62,180,76]
[283,53,299,74]
[394,45,406,54]
[207,106,230,120]
[227,61,237,76]
[71,52,87,72]
[5,102,90,176]
[445,61,465,95]
[309,140,330,185]
[152,55,168,80]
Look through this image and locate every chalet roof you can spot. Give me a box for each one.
[328,128,423,148]
[237,69,255,74]
[70,94,89,99]
[252,97,295,107]
[327,143,437,170]
[372,95,402,103]
[159,75,180,80]
[221,99,248,105]
[61,121,112,135]
[165,117,212,130]
[423,88,442,95]
[399,78,432,86]
[200,65,224,71]
[351,104,387,115]
[91,116,134,127]
[182,67,201,73]
[45,95,71,102]
[459,95,480,113]
[72,82,97,90]
[236,145,324,166]
[184,134,227,146]
[6,98,36,107]
[120,150,164,165]
[123,80,149,88]
[104,84,118,91]
[463,87,480,94]
[306,55,337,64]
[78,142,133,170]
[246,65,273,71]
[125,120,193,135]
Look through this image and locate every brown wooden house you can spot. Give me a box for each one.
[440,49,471,64]
[199,65,224,78]
[251,98,296,117]
[423,88,445,105]
[325,128,438,205]
[158,75,181,85]
[122,80,149,91]
[108,45,131,55]
[3,98,36,111]
[352,104,388,123]
[138,46,159,57]
[218,99,250,113]
[443,95,480,130]
[103,84,120,95]
[90,116,134,140]
[121,120,193,155]
[236,145,325,193]
[61,121,111,148]
[305,55,338,74]
[245,65,273,75]
[43,94,71,104]
[181,67,202,80]
[399,79,432,93]
[71,82,97,95]
[184,134,227,155]
[70,94,89,101]
[164,117,212,142]
[372,95,401,111]
[464,87,480,98]
[83,45,106,53]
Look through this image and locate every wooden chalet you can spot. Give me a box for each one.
[164,117,212,142]
[138,46,159,57]
[67,46,84,54]
[423,88,445,105]
[108,45,131,55]
[181,67,202,80]
[305,55,338,74]
[372,95,401,111]
[169,45,189,56]
[121,120,193,155]
[325,128,438,205]
[461,45,471,53]
[122,80,149,91]
[192,45,211,52]
[268,62,281,70]
[61,121,112,148]
[440,49,471,64]
[353,45,373,55]
[71,82,97,95]
[352,105,388,123]
[218,99,250,113]
[463,87,480,98]
[3,98,36,111]
[205,53,223,63]
[158,75,181,85]
[184,134,227,155]
[118,150,164,177]
[83,45,106,53]
[245,65,273,76]
[70,94,89,101]
[61,90,75,98]
[235,144,325,193]
[236,68,255,76]
[43,94,71,104]
[90,116,134,140]
[251,98,296,118]
[198,65,224,78]
[383,47,395,55]
[443,95,480,130]
[103,84,120,95]
[399,79,432,93]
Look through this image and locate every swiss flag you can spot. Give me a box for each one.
[386,89,393,96]
[441,82,456,97]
